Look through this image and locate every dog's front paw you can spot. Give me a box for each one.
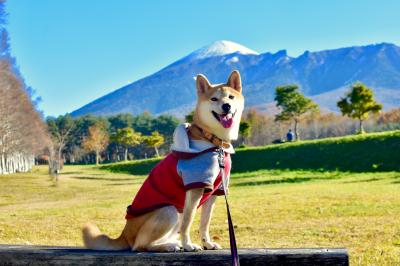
[162,242,183,252]
[183,242,203,252]
[203,241,222,250]
[172,240,183,249]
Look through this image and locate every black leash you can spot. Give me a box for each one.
[218,147,240,266]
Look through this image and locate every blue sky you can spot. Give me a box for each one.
[7,0,400,116]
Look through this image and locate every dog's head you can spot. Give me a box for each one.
[193,70,244,141]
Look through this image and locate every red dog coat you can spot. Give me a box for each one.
[126,148,231,218]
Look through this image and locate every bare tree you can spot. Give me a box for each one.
[0,60,49,174]
[46,115,74,176]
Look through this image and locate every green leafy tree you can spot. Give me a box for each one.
[152,115,180,146]
[274,85,319,141]
[108,114,134,132]
[185,110,195,123]
[143,131,164,157]
[132,111,154,135]
[239,121,252,145]
[112,127,142,161]
[337,82,382,134]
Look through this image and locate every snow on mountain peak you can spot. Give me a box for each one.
[188,40,259,59]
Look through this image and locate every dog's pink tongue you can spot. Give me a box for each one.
[220,115,233,128]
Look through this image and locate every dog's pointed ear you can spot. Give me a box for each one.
[227,70,242,93]
[196,74,211,95]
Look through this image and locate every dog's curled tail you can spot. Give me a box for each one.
[82,223,129,251]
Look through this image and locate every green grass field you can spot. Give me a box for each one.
[1,131,400,265]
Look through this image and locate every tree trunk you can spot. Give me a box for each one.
[95,150,99,165]
[124,147,128,161]
[57,147,63,171]
[359,119,365,134]
[154,146,159,157]
[0,154,4,174]
[294,119,300,141]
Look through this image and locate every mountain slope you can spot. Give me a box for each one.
[71,41,400,117]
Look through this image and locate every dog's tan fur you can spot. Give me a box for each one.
[82,70,244,252]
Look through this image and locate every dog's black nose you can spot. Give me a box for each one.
[222,103,231,113]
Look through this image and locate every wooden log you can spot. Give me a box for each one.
[0,245,348,266]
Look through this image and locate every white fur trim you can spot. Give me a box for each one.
[170,123,235,154]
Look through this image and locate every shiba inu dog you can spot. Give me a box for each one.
[82,70,244,252]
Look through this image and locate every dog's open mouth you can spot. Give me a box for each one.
[212,110,236,128]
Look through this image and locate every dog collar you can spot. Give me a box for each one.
[190,124,231,149]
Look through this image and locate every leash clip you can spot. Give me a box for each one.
[217,147,225,169]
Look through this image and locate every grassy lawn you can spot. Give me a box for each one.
[0,164,399,265]
[102,130,400,175]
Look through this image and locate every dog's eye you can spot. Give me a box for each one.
[210,97,218,102]
[229,95,235,99]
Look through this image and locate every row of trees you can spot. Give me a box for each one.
[46,113,179,169]
[0,61,48,174]
[0,1,49,174]
[83,123,165,165]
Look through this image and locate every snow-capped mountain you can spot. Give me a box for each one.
[71,41,400,117]
[186,40,259,60]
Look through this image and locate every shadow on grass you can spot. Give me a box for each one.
[107,181,144,186]
[100,159,159,176]
[343,177,383,184]
[70,176,135,182]
[233,173,343,187]
[234,177,312,187]
[231,171,287,179]
[61,171,84,175]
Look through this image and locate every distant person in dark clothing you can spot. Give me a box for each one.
[286,129,294,142]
